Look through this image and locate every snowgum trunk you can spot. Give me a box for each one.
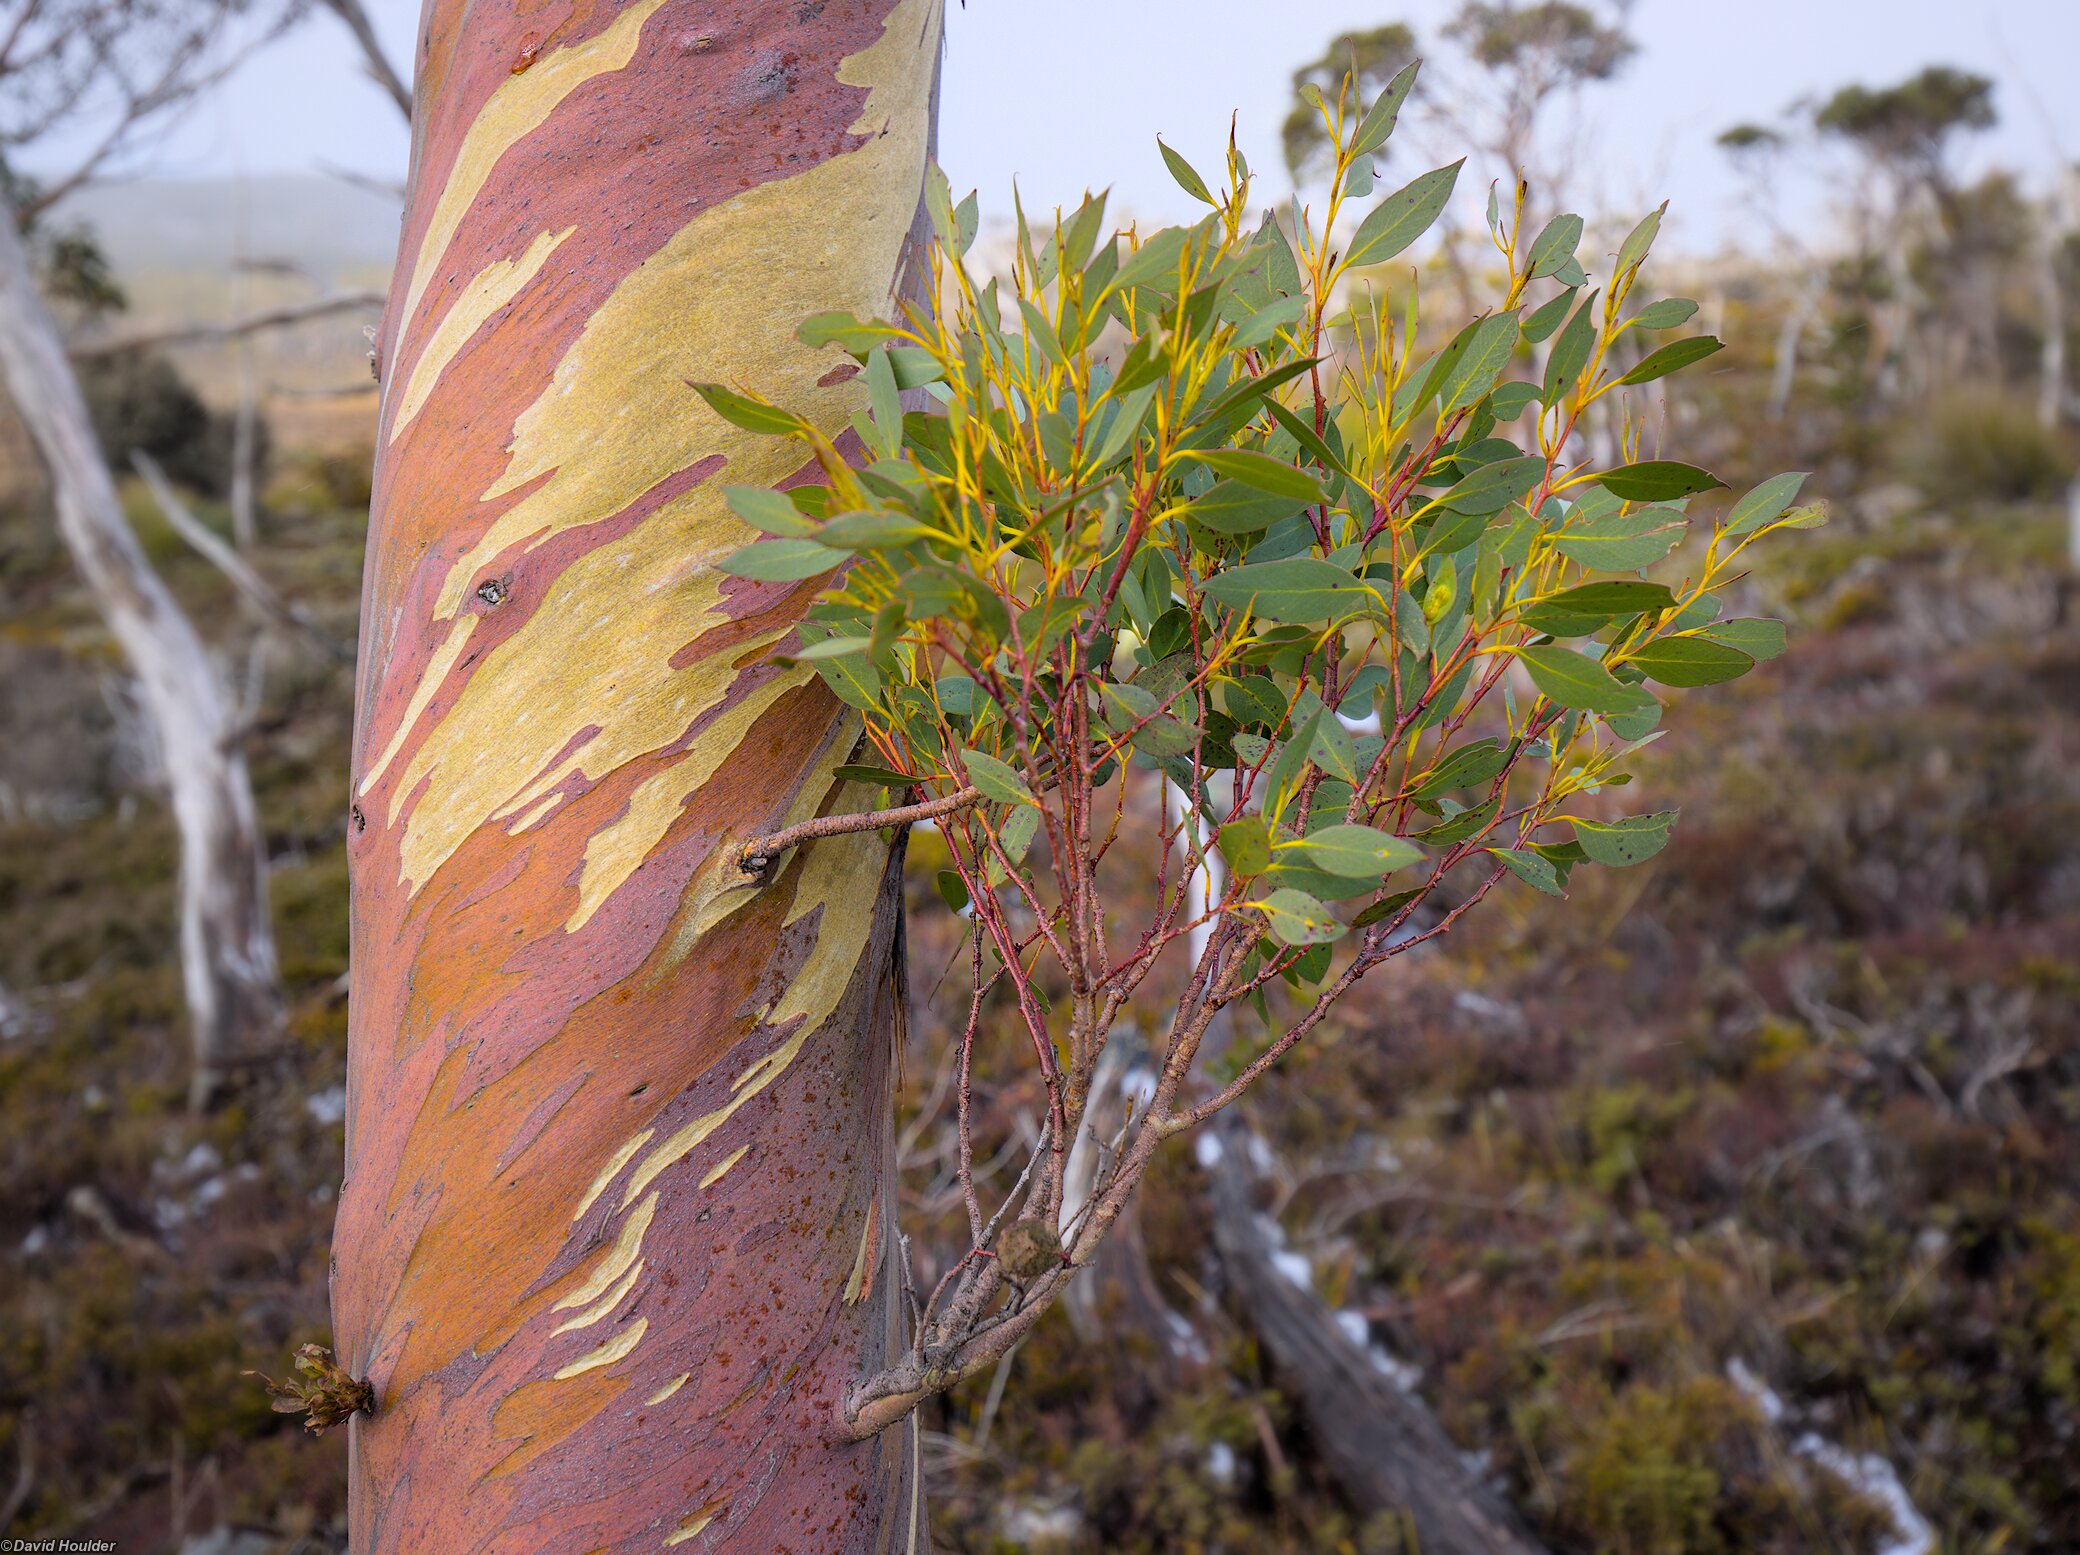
[0,210,282,1103]
[333,2,943,1551]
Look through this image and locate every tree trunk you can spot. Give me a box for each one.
[332,3,942,1551]
[0,209,282,1105]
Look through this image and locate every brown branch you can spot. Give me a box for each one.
[68,289,386,359]
[736,785,979,874]
[316,0,412,120]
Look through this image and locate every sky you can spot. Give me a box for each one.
[29,0,2080,254]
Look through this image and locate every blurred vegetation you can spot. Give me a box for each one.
[0,25,2077,1555]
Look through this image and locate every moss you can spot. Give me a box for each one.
[1551,1378,1746,1555]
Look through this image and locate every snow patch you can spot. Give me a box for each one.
[1727,1360,1932,1555]
[1792,1434,1934,1555]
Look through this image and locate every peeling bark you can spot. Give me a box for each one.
[333,3,943,1549]
[0,207,282,1104]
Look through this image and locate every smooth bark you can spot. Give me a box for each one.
[333,3,943,1550]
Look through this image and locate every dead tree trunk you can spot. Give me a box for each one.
[332,2,943,1550]
[1208,1137,1553,1555]
[0,208,282,1104]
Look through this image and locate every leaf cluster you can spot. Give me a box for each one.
[702,58,1824,1428]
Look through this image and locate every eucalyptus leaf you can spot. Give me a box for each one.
[1571,809,1678,867]
[1345,160,1464,270]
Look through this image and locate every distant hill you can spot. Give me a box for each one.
[50,175,401,284]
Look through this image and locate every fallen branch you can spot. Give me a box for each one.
[1208,1130,1554,1555]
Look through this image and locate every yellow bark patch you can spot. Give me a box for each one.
[389,0,665,355]
[571,1127,654,1223]
[390,226,575,442]
[663,1509,717,1547]
[551,1315,648,1380]
[842,1194,879,1306]
[553,1190,656,1311]
[698,1144,749,1189]
[643,1372,689,1406]
[565,661,810,931]
[549,1257,642,1336]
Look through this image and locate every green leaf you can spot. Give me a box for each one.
[999,804,1039,863]
[1629,297,1699,330]
[1523,287,1577,344]
[1266,399,1362,488]
[1350,59,1421,155]
[1490,381,1541,420]
[1410,738,1509,802]
[1345,160,1464,270]
[1191,480,1308,535]
[1310,715,1359,783]
[1490,846,1564,895]
[1517,603,1606,637]
[1218,815,1271,875]
[1617,336,1724,385]
[1106,221,1197,299]
[799,310,905,352]
[689,381,809,438]
[1158,137,1216,205]
[1130,715,1199,758]
[1438,312,1519,416]
[1183,449,1324,502]
[1722,471,1810,535]
[1613,202,1666,282]
[792,635,873,660]
[1202,558,1371,623]
[1264,709,1323,817]
[1593,461,1726,501]
[1299,824,1421,877]
[1526,213,1584,279]
[1696,617,1787,661]
[1350,888,1423,930]
[1548,509,1685,570]
[962,749,1037,807]
[1263,860,1383,901]
[1538,580,1676,615]
[833,764,917,787]
[811,652,883,711]
[1258,888,1342,946]
[1439,454,1546,515]
[1571,809,1678,867]
[936,870,970,912]
[724,485,813,537]
[865,346,902,456]
[1099,680,1158,729]
[1541,289,1599,404]
[818,510,938,548]
[1625,635,1755,687]
[1520,644,1648,713]
[720,537,847,581]
[1411,793,1500,844]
